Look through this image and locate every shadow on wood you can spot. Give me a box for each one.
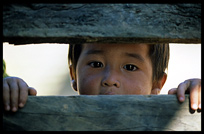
[3,95,201,131]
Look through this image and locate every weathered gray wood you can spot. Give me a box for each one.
[3,4,201,45]
[3,95,201,131]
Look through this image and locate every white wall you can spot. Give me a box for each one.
[161,43,201,94]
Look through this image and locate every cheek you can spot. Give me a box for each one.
[123,73,152,95]
[124,81,151,95]
[77,69,101,95]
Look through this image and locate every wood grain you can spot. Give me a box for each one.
[3,4,201,44]
[3,95,201,131]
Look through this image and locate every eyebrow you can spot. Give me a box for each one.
[124,52,145,63]
[85,50,145,62]
[85,50,104,55]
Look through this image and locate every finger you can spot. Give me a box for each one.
[198,85,201,110]
[168,88,177,94]
[3,79,10,111]
[176,80,191,102]
[18,79,29,108]
[8,79,19,112]
[189,82,199,110]
[28,87,37,96]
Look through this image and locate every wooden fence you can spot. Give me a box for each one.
[3,95,201,131]
[3,4,201,44]
[3,4,201,131]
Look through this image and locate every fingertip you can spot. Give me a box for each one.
[5,105,10,111]
[168,90,173,95]
[32,89,37,96]
[12,107,17,112]
[191,104,198,110]
[19,103,24,108]
[198,104,201,110]
[28,87,37,95]
[168,88,176,94]
[179,96,185,102]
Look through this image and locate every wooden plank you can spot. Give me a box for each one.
[3,4,201,45]
[3,95,201,131]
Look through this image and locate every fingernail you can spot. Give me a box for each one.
[12,107,17,112]
[179,97,184,102]
[19,103,24,108]
[5,105,10,111]
[192,104,198,109]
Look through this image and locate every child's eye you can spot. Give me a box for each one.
[88,61,104,68]
[123,64,138,71]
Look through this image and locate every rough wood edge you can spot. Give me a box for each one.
[3,37,201,45]
[3,95,201,131]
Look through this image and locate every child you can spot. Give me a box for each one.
[3,43,201,112]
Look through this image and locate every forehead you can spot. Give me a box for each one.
[82,43,150,56]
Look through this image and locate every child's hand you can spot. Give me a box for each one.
[168,78,201,111]
[3,77,37,112]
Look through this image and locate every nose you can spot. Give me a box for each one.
[101,67,121,88]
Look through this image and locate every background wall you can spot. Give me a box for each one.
[3,43,201,95]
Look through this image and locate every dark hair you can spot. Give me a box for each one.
[149,44,169,83]
[68,44,83,75]
[68,43,169,83]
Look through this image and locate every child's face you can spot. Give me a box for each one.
[73,43,160,95]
